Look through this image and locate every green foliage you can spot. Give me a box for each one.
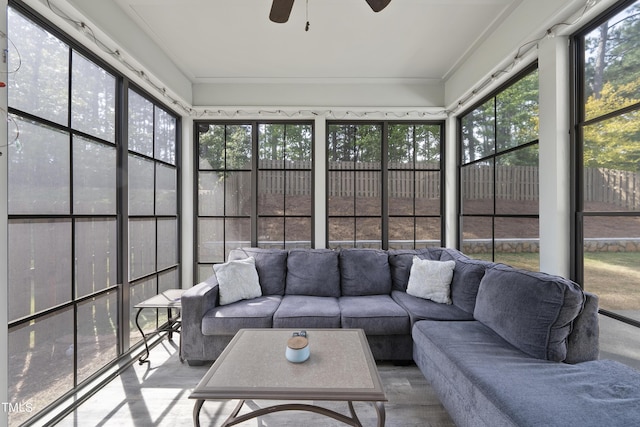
[198,123,313,172]
[582,3,640,173]
[388,124,441,165]
[328,124,382,163]
[461,69,539,165]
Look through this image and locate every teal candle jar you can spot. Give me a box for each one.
[285,335,310,363]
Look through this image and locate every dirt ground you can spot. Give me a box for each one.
[258,195,640,241]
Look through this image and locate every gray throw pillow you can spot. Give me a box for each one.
[213,257,262,305]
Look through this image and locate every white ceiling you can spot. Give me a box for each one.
[112,0,522,85]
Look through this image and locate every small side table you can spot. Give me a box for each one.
[134,288,185,365]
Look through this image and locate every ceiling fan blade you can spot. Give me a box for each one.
[365,0,391,13]
[270,0,295,23]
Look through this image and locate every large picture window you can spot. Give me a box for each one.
[574,0,640,324]
[196,121,314,281]
[459,66,539,269]
[6,4,180,424]
[327,121,444,249]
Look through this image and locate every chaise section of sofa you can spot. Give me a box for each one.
[411,261,621,427]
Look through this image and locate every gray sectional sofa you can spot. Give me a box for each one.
[181,246,640,426]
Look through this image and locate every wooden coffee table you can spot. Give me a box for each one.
[189,328,387,426]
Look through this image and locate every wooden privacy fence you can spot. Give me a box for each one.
[256,161,442,199]
[209,162,640,209]
[461,165,539,202]
[584,167,640,210]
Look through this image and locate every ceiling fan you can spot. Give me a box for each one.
[269,0,392,23]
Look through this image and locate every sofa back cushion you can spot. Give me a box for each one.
[440,250,490,314]
[340,248,392,296]
[228,248,288,296]
[474,264,585,362]
[388,248,437,291]
[286,249,340,297]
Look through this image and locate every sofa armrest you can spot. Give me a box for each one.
[565,291,600,363]
[181,274,219,361]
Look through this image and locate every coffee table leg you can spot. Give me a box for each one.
[375,401,386,427]
[347,401,363,426]
[192,399,204,427]
[220,400,246,426]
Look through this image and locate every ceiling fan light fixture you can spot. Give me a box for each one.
[269,0,392,24]
[269,0,295,23]
[365,0,392,13]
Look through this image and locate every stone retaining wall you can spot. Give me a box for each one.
[462,238,640,253]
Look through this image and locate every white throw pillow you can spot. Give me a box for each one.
[406,256,455,305]
[213,256,262,305]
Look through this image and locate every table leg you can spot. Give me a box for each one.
[375,401,386,427]
[192,399,204,427]
[221,400,245,427]
[347,401,363,426]
[135,307,150,364]
[167,308,174,340]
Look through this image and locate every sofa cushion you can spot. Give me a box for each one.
[473,264,585,361]
[450,257,490,314]
[339,295,410,335]
[201,296,282,335]
[273,295,341,328]
[407,257,455,304]
[285,249,340,297]
[213,257,262,305]
[392,290,473,324]
[388,248,436,291]
[229,248,287,296]
[339,248,392,296]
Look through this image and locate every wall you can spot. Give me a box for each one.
[192,79,445,108]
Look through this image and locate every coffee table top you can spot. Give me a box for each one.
[190,328,386,402]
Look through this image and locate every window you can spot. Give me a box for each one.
[196,122,313,281]
[6,4,180,424]
[574,0,640,324]
[127,90,180,347]
[459,66,539,269]
[258,123,313,248]
[327,121,444,249]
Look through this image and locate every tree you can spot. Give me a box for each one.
[585,5,640,103]
[584,79,640,172]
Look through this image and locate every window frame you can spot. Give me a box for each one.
[194,120,315,281]
[326,120,446,250]
[457,63,540,266]
[571,0,640,328]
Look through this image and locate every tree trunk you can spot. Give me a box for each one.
[593,22,609,100]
